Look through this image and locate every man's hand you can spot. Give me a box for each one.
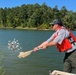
[33,47,38,52]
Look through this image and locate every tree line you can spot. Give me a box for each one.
[0,3,76,30]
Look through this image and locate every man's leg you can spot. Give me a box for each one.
[63,51,76,74]
[63,59,72,73]
[70,51,76,73]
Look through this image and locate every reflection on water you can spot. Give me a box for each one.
[0,29,75,75]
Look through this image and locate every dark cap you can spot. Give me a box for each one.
[50,19,63,26]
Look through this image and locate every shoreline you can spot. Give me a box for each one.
[0,27,75,31]
[0,27,52,30]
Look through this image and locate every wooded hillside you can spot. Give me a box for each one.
[0,3,76,30]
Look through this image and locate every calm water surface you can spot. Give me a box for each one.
[0,29,75,75]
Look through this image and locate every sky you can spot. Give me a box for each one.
[0,0,76,12]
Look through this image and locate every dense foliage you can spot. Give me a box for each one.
[0,3,76,30]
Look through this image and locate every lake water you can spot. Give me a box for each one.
[0,29,76,75]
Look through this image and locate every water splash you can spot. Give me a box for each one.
[8,38,22,51]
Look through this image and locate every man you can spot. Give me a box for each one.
[33,19,76,74]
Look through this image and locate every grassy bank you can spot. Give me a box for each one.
[0,50,5,75]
